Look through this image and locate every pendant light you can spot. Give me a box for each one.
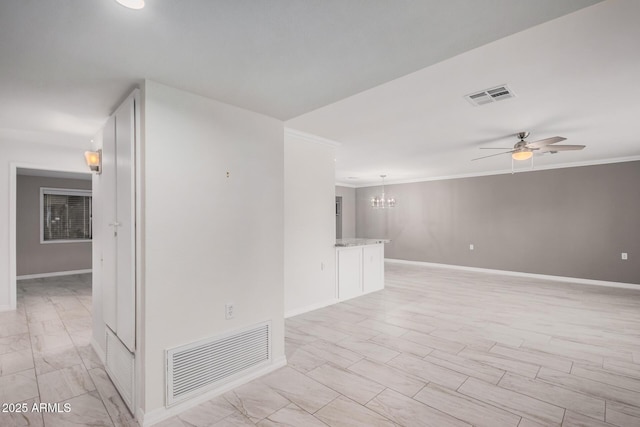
[371,175,396,208]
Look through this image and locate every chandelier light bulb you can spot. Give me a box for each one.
[371,175,396,208]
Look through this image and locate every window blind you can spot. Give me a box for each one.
[42,188,92,241]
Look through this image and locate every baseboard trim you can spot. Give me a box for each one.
[17,269,92,280]
[385,259,639,289]
[139,356,287,427]
[0,304,14,313]
[90,338,106,365]
[285,298,339,318]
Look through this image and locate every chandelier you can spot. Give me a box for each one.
[370,175,396,208]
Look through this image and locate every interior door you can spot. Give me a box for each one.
[102,115,117,331]
[101,91,138,414]
[115,97,136,352]
[336,197,342,239]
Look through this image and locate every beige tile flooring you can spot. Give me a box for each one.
[3,264,640,426]
[0,274,136,427]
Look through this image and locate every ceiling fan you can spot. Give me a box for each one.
[472,132,585,161]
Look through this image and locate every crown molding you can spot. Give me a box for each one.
[284,128,341,147]
[353,155,640,188]
[335,182,357,188]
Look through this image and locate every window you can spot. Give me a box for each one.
[40,187,92,243]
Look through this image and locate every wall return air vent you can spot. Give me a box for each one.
[465,85,515,106]
[166,321,271,406]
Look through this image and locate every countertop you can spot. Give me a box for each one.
[335,238,391,247]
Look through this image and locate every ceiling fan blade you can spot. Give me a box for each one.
[525,136,566,149]
[480,147,514,150]
[538,144,585,152]
[472,150,516,161]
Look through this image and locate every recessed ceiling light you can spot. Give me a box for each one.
[115,0,145,10]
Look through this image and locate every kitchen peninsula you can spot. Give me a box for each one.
[335,238,389,301]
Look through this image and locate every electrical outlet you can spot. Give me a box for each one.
[225,303,234,319]
[469,244,474,251]
[621,253,628,260]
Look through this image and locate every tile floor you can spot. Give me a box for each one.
[0,274,136,427]
[2,265,640,426]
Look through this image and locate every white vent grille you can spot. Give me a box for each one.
[166,321,271,406]
[465,85,515,106]
[105,328,135,413]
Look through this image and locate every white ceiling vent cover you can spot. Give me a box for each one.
[166,321,271,406]
[465,85,515,106]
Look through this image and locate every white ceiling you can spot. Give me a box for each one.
[3,0,635,186]
[288,0,640,186]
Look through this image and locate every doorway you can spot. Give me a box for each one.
[15,168,93,279]
[6,165,134,422]
[336,196,343,239]
[9,164,94,310]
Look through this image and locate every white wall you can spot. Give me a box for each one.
[284,130,337,316]
[0,139,90,311]
[142,81,285,413]
[335,186,356,238]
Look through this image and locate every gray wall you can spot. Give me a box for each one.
[336,186,356,238]
[17,175,92,276]
[356,161,640,284]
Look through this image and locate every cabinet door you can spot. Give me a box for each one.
[101,115,117,332]
[115,96,136,352]
[363,245,384,293]
[337,248,362,301]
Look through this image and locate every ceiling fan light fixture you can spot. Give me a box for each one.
[474,131,582,164]
[512,150,533,161]
[115,0,145,10]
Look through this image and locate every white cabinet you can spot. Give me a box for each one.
[114,96,136,351]
[99,90,138,413]
[337,247,362,300]
[363,244,384,293]
[336,243,385,301]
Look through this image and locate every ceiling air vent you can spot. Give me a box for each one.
[465,85,515,106]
